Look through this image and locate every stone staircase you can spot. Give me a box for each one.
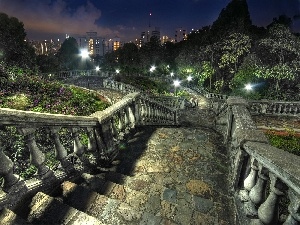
[0,102,236,225]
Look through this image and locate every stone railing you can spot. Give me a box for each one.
[217,96,300,225]
[40,70,111,80]
[0,92,178,210]
[103,79,140,94]
[103,79,186,109]
[249,100,300,116]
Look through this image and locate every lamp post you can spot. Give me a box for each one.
[173,79,181,96]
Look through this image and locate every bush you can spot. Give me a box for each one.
[265,129,300,156]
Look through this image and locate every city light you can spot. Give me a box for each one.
[116,69,120,74]
[95,66,100,71]
[187,75,193,82]
[80,49,89,59]
[170,72,174,77]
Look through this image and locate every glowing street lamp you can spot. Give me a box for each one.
[170,72,174,77]
[116,69,120,74]
[80,49,89,59]
[95,66,100,71]
[149,65,156,73]
[244,83,253,91]
[173,79,181,96]
[187,75,193,82]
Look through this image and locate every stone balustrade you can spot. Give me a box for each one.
[249,100,300,116]
[0,92,178,210]
[218,96,300,225]
[103,79,187,109]
[40,70,111,80]
[103,79,140,94]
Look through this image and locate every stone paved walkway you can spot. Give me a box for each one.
[106,96,236,225]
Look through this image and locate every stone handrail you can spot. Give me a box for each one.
[103,79,186,109]
[0,92,178,210]
[248,100,300,116]
[40,70,111,80]
[219,97,300,225]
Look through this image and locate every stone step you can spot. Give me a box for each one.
[27,192,103,225]
[60,181,173,225]
[0,208,31,225]
[80,173,217,225]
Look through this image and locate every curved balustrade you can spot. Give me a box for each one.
[40,70,111,80]
[249,100,300,116]
[218,96,300,225]
[0,92,178,210]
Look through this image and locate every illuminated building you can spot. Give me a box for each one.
[78,32,105,56]
[175,27,187,43]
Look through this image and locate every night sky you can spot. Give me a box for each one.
[1,0,300,42]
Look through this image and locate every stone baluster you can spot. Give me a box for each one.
[134,99,140,124]
[249,166,269,206]
[19,128,51,179]
[257,173,287,224]
[127,105,135,128]
[110,117,118,139]
[242,158,259,217]
[124,107,130,132]
[86,127,97,152]
[49,127,73,170]
[118,110,125,133]
[272,104,277,114]
[0,141,20,192]
[283,189,300,225]
[71,128,85,157]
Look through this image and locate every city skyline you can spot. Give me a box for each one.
[1,0,300,42]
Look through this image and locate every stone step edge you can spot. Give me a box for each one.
[0,208,31,225]
[28,192,103,225]
[60,181,175,225]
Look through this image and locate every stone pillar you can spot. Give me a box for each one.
[49,127,73,170]
[258,173,286,224]
[249,166,268,206]
[0,141,19,192]
[283,189,300,225]
[19,128,51,179]
[243,158,259,217]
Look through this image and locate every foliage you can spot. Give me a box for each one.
[57,37,82,70]
[265,129,300,156]
[115,75,171,96]
[0,64,110,115]
[219,33,251,75]
[0,12,36,69]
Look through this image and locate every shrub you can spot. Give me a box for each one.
[265,129,300,156]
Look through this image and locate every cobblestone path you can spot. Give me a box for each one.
[108,96,236,224]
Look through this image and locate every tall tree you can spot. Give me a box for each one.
[210,0,252,41]
[0,12,36,69]
[57,37,80,70]
[257,24,300,93]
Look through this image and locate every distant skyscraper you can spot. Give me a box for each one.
[78,32,105,56]
[140,26,160,46]
[105,36,122,53]
[175,28,187,43]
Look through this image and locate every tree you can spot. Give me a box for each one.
[57,37,80,70]
[219,33,251,75]
[0,12,36,69]
[139,36,163,72]
[210,0,252,40]
[118,43,140,75]
[258,24,300,92]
